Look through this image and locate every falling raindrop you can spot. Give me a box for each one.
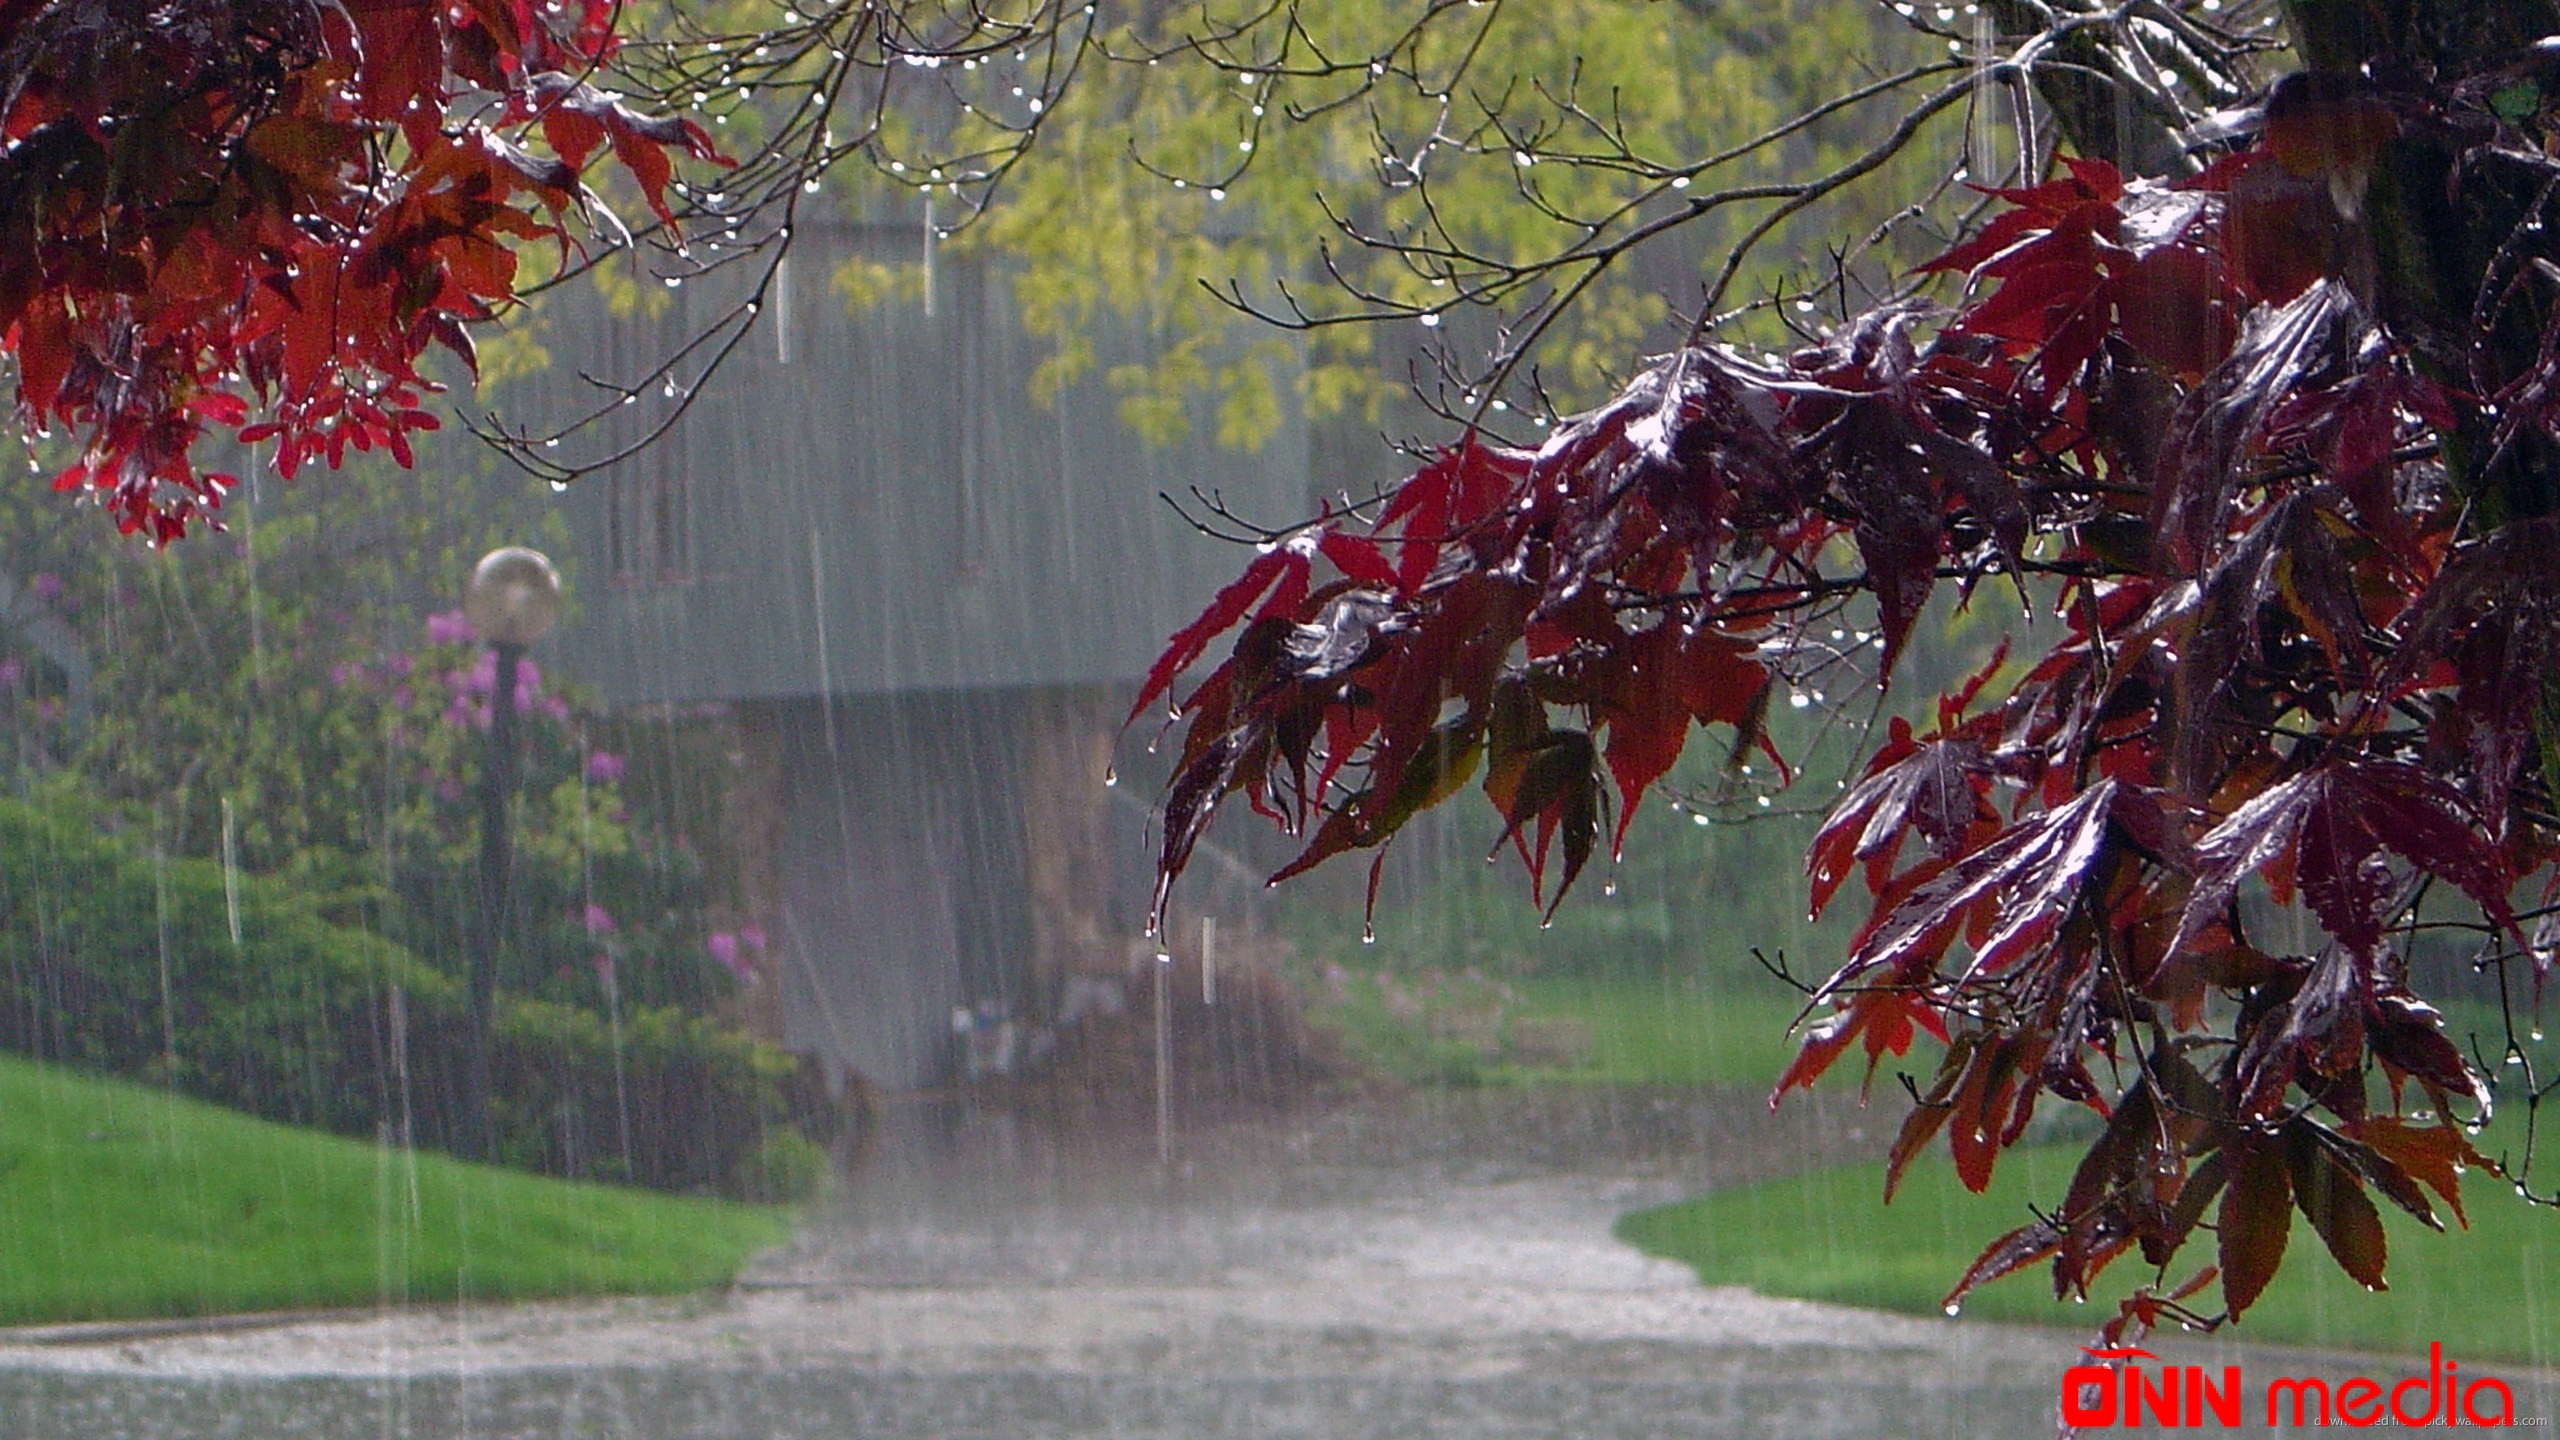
[220,797,243,946]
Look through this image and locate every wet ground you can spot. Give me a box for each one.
[3,1086,2552,1438]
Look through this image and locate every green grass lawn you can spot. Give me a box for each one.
[1305,963,1814,1088]
[1618,1139,2560,1363]
[0,1053,795,1325]
[1506,971,1811,1085]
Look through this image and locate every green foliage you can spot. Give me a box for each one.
[731,1128,834,1205]
[0,436,753,1027]
[0,1052,791,1324]
[822,0,1936,444]
[0,786,824,1196]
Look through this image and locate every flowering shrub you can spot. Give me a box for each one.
[314,606,733,1015]
[0,468,750,1029]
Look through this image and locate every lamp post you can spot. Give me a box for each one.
[457,547,561,1162]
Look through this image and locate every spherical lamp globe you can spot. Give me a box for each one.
[464,547,562,647]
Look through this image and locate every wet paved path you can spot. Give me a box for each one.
[4,1088,2552,1438]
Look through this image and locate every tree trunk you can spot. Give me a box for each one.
[2285,0,2560,524]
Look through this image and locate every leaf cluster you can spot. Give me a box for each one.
[0,0,727,538]
[1138,16,2560,1347]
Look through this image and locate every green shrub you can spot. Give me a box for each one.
[0,789,839,1197]
[731,1128,833,1204]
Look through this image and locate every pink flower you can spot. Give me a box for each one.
[592,953,617,987]
[707,931,752,981]
[0,659,21,690]
[426,610,475,645]
[582,903,617,936]
[389,685,413,710]
[585,750,626,784]
[739,924,767,952]
[464,652,542,707]
[541,695,571,722]
[28,573,61,602]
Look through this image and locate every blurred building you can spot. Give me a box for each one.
[538,223,1314,1091]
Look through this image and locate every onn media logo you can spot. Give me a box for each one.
[2062,1344,2521,1428]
